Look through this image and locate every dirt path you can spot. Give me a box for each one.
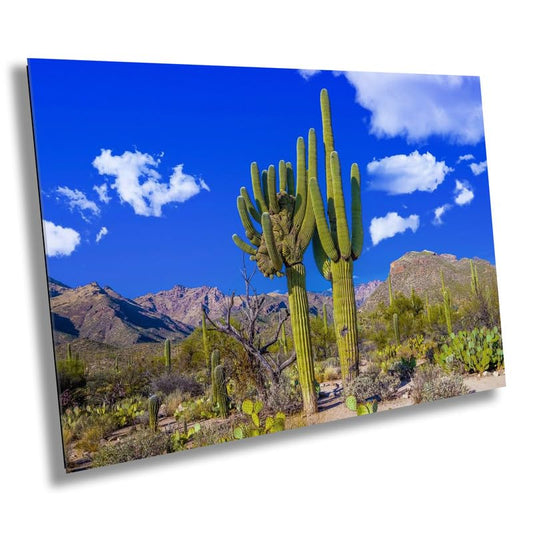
[299,372,506,427]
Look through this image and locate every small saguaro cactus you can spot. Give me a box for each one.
[322,302,328,336]
[309,88,363,383]
[201,307,210,372]
[425,293,432,323]
[213,364,229,418]
[210,349,221,402]
[280,322,288,357]
[388,275,394,307]
[66,343,72,362]
[440,271,453,335]
[470,259,480,296]
[164,339,171,373]
[393,313,400,345]
[148,395,161,432]
[232,131,318,415]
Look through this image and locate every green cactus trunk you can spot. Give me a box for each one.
[164,339,171,373]
[201,309,210,372]
[426,293,432,323]
[148,395,161,432]
[393,313,400,345]
[388,276,393,307]
[210,349,221,403]
[213,364,229,418]
[66,343,72,362]
[443,290,453,335]
[330,260,358,381]
[286,263,318,415]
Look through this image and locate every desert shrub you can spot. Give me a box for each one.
[193,419,234,447]
[266,375,303,415]
[323,366,342,381]
[346,371,400,402]
[91,427,172,467]
[150,372,203,396]
[174,397,215,423]
[56,359,86,409]
[85,366,152,406]
[411,365,469,404]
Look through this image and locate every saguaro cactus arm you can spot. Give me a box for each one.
[350,163,363,259]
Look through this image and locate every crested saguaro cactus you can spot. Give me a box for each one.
[309,89,363,383]
[232,132,318,415]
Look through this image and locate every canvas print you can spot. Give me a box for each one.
[28,59,504,472]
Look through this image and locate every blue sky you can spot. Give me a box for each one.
[28,59,493,298]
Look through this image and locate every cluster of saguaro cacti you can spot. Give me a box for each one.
[392,313,400,345]
[148,394,161,432]
[309,89,363,383]
[232,132,318,415]
[164,339,171,373]
[441,271,453,335]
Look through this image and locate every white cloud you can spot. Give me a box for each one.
[454,180,474,205]
[298,69,320,80]
[95,226,108,243]
[92,149,209,217]
[457,154,475,163]
[470,160,487,175]
[93,183,111,203]
[369,212,420,245]
[43,220,80,257]
[367,151,451,194]
[342,72,484,144]
[56,186,100,220]
[433,204,452,225]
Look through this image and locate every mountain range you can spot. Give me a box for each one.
[48,251,497,347]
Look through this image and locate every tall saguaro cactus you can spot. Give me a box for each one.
[232,132,318,415]
[309,88,362,383]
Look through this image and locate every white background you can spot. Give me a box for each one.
[1,2,531,531]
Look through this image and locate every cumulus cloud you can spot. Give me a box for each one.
[298,69,320,80]
[93,183,111,203]
[470,160,487,175]
[342,72,484,144]
[43,220,80,257]
[367,151,451,194]
[369,212,420,246]
[95,226,108,243]
[457,154,475,163]
[56,186,100,220]
[433,204,452,225]
[454,180,474,206]
[92,149,209,217]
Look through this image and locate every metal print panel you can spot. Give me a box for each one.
[28,59,504,472]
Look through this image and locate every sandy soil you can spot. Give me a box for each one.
[300,372,506,427]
